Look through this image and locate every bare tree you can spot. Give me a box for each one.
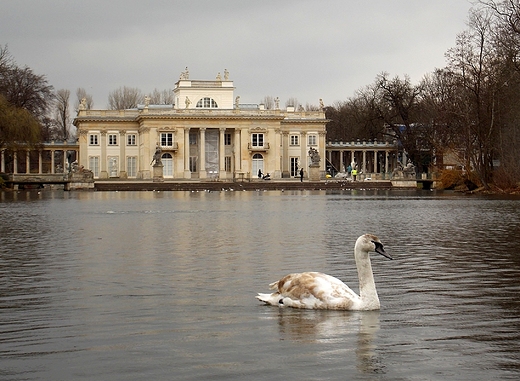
[107,86,143,110]
[0,46,54,123]
[260,96,274,109]
[0,45,50,147]
[285,97,300,110]
[148,88,174,105]
[55,89,70,140]
[75,87,94,111]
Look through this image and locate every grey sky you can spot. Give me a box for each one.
[1,0,473,109]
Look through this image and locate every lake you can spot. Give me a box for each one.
[1,189,519,380]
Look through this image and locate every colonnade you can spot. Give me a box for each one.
[0,143,78,174]
[326,140,398,178]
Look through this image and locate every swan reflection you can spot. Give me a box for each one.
[275,309,384,374]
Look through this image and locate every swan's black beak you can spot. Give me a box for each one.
[374,242,393,260]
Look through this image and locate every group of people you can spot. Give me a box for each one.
[258,168,305,182]
[347,163,358,181]
[257,169,271,180]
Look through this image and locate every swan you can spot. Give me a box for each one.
[256,234,392,310]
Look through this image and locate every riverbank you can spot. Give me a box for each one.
[92,179,403,192]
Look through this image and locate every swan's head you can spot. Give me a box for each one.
[357,234,393,260]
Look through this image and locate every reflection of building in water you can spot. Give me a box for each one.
[74,70,327,180]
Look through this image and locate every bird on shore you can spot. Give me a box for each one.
[256,234,392,310]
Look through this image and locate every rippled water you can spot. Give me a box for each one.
[1,189,519,380]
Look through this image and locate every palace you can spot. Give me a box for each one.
[73,70,328,181]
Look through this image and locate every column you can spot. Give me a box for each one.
[119,130,127,178]
[219,128,226,178]
[318,131,326,171]
[234,129,241,174]
[339,150,344,172]
[362,150,367,174]
[184,127,191,178]
[50,150,55,174]
[13,150,18,174]
[199,128,206,178]
[281,132,289,178]
[38,150,43,174]
[385,150,389,174]
[100,131,108,179]
[300,132,307,168]
[26,150,30,173]
[1,149,5,173]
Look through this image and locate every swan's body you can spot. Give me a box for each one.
[256,234,392,310]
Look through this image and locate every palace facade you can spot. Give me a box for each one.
[73,71,328,180]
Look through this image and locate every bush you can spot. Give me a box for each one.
[439,169,481,191]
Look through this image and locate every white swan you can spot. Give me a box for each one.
[256,234,392,310]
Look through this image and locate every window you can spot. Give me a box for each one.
[290,157,299,177]
[189,156,197,172]
[290,135,299,146]
[308,135,317,146]
[251,133,264,147]
[189,133,197,145]
[108,134,118,145]
[89,156,99,177]
[127,134,137,146]
[127,156,137,177]
[224,156,232,172]
[224,133,231,145]
[252,153,264,176]
[161,132,173,147]
[162,153,173,177]
[196,97,218,108]
[89,134,99,145]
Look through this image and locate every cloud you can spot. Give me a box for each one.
[1,0,472,108]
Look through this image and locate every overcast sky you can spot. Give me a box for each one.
[1,0,474,109]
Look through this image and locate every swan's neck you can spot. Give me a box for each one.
[355,250,380,309]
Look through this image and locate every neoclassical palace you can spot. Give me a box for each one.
[1,70,403,183]
[73,71,328,180]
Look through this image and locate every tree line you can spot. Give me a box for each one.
[325,1,520,190]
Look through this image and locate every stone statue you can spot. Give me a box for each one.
[274,97,280,110]
[235,96,240,108]
[319,98,324,109]
[224,69,229,80]
[404,159,415,173]
[185,96,191,108]
[151,144,162,166]
[144,95,150,107]
[179,66,189,80]
[308,147,321,165]
[78,98,87,110]
[216,72,222,80]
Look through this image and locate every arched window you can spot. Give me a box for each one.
[196,97,218,108]
[162,153,173,177]
[252,153,264,176]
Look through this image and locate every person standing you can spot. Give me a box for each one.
[299,168,304,182]
[352,168,358,181]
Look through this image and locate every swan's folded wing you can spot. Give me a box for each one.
[274,272,360,309]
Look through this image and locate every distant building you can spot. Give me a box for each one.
[73,71,327,180]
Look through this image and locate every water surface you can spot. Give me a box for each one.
[1,189,519,380]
